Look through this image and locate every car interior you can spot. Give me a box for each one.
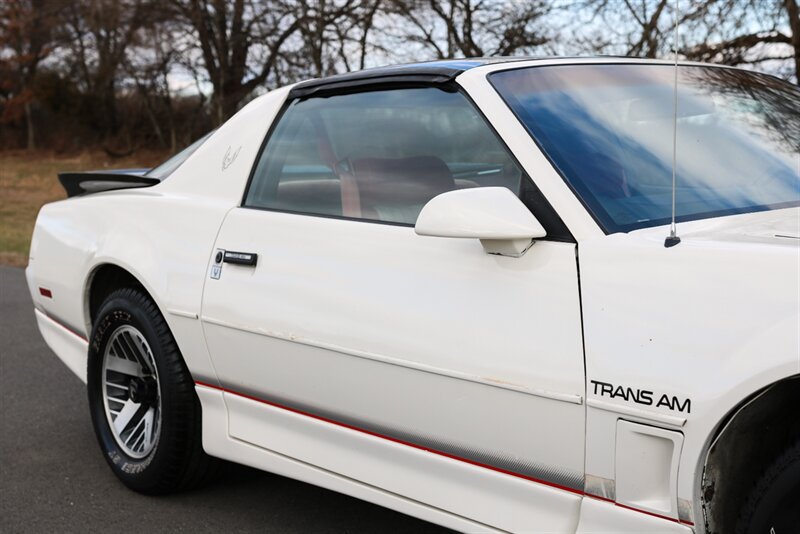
[247,88,524,225]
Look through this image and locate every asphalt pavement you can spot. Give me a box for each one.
[0,265,450,533]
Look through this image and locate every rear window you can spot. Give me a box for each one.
[146,131,214,180]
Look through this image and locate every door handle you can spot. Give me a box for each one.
[218,250,258,267]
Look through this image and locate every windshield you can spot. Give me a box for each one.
[146,130,215,180]
[490,64,800,233]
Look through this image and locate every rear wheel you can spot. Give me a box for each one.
[87,287,216,494]
[735,440,800,534]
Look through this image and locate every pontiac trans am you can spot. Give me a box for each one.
[26,58,800,533]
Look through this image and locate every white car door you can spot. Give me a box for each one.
[201,85,586,532]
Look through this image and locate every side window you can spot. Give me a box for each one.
[245,87,525,225]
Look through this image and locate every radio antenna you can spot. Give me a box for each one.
[664,0,681,248]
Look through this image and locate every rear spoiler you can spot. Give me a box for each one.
[58,168,158,198]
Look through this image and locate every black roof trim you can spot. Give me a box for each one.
[288,58,537,99]
[289,73,455,99]
[288,56,721,99]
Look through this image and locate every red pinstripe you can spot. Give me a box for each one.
[195,381,694,527]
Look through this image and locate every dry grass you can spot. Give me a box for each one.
[0,150,168,267]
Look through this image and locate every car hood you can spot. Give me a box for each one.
[632,207,800,246]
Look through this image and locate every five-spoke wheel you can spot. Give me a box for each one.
[101,325,161,459]
[87,287,216,494]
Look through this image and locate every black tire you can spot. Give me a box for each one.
[735,440,800,534]
[87,287,217,494]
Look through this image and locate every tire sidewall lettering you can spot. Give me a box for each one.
[88,298,158,480]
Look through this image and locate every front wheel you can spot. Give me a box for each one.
[735,439,800,534]
[87,287,216,494]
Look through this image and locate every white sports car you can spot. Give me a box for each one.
[26,57,799,533]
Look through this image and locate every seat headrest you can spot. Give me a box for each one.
[351,156,455,206]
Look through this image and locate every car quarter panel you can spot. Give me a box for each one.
[26,87,291,384]
[579,212,800,527]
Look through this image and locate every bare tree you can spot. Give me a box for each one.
[63,0,152,135]
[0,0,60,149]
[683,0,799,82]
[566,0,799,83]
[276,0,384,81]
[384,0,551,60]
[787,0,800,79]
[354,0,382,69]
[4,0,800,152]
[125,19,182,151]
[172,0,304,124]
[568,0,710,58]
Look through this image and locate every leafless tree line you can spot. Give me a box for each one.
[1,0,798,152]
